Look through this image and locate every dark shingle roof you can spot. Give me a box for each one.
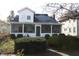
[34,14,58,23]
[11,14,58,23]
[14,15,19,22]
[8,15,19,22]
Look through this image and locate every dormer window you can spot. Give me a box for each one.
[27,16,31,20]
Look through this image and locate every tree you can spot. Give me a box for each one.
[43,3,79,20]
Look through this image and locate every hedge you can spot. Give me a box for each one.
[17,34,23,38]
[47,34,79,50]
[14,37,47,55]
[10,34,16,39]
[45,34,50,40]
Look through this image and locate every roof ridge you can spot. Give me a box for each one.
[18,7,35,13]
[35,14,48,16]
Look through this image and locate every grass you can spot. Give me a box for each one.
[0,38,14,54]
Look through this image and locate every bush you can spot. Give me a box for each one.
[10,34,16,39]
[15,37,46,43]
[47,33,79,50]
[0,39,14,54]
[48,34,59,45]
[58,33,66,49]
[45,34,50,40]
[17,34,23,38]
[52,34,58,37]
[47,34,60,48]
[27,34,29,37]
[59,33,65,37]
[15,37,47,54]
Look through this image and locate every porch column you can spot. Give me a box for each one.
[51,24,52,35]
[35,24,36,34]
[22,24,24,33]
[10,24,11,34]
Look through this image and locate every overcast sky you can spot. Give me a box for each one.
[0,0,78,21]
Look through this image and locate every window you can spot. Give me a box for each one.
[73,27,76,33]
[64,28,67,31]
[24,24,35,33]
[41,24,51,33]
[69,28,71,32]
[27,16,31,20]
[52,25,61,33]
[11,24,22,33]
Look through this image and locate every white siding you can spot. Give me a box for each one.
[19,9,34,23]
[77,19,79,36]
[61,19,77,36]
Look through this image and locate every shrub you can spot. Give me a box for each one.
[17,34,23,38]
[15,37,47,54]
[47,34,59,48]
[45,34,50,40]
[10,34,16,39]
[62,36,76,50]
[0,39,14,54]
[15,37,46,43]
[52,34,58,37]
[59,33,65,37]
[27,34,29,37]
[47,33,79,50]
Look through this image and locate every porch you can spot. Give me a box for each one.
[10,23,61,37]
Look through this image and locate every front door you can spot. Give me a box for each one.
[36,26,40,36]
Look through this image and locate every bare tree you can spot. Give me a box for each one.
[43,3,79,20]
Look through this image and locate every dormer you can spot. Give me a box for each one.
[18,7,35,23]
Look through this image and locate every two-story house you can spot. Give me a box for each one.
[60,18,79,37]
[8,7,61,37]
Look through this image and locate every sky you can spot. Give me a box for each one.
[0,0,78,21]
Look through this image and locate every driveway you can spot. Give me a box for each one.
[0,48,70,56]
[24,49,62,56]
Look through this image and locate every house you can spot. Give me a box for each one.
[8,7,61,37]
[59,17,79,37]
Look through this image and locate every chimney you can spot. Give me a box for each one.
[10,11,14,17]
[10,10,15,20]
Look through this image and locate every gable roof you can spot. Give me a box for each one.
[34,14,58,23]
[11,14,58,23]
[18,7,35,13]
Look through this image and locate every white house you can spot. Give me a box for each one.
[59,18,79,37]
[8,7,61,37]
